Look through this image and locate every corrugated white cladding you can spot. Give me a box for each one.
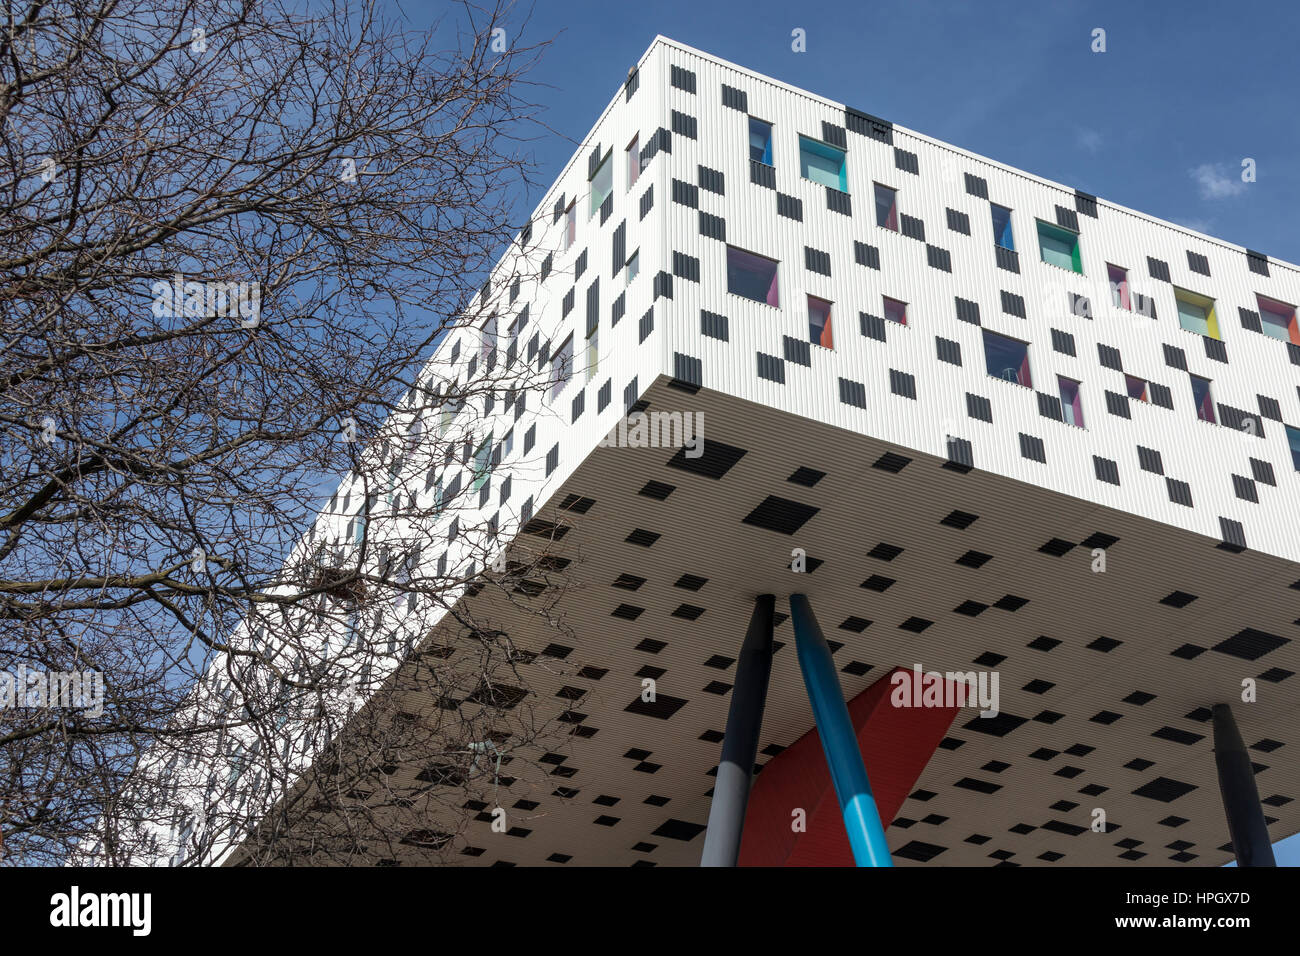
[647,37,1300,565]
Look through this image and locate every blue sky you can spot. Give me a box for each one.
[508,0,1300,265]
[416,0,1300,864]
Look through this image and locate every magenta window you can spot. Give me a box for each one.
[1058,376,1083,427]
[1108,263,1130,310]
[726,246,779,306]
[883,296,907,326]
[874,183,898,231]
[808,295,833,348]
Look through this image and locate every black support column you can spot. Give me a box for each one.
[699,594,775,867]
[1212,703,1276,867]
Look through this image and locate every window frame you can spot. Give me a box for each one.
[1257,294,1300,345]
[1036,220,1082,273]
[982,329,1033,388]
[626,135,640,189]
[874,182,899,232]
[1190,374,1216,423]
[589,150,613,219]
[807,294,833,349]
[1057,375,1084,428]
[748,116,774,166]
[991,204,1015,251]
[725,244,780,307]
[1174,286,1221,340]
[882,295,908,327]
[798,135,848,193]
[1107,263,1131,310]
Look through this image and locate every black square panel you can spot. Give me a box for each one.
[626,528,661,547]
[1088,636,1122,653]
[861,574,896,592]
[625,694,688,720]
[868,542,905,561]
[666,440,748,479]
[873,452,912,473]
[955,550,992,568]
[1212,628,1289,661]
[651,819,707,841]
[1160,591,1198,608]
[1038,538,1075,556]
[839,616,872,632]
[741,495,820,535]
[954,600,988,616]
[895,840,947,862]
[899,617,933,633]
[612,574,646,591]
[940,509,979,529]
[1027,636,1061,652]
[993,594,1028,612]
[1133,777,1198,803]
[787,466,826,486]
[674,574,708,591]
[638,480,676,500]
[672,604,706,620]
[963,712,1028,738]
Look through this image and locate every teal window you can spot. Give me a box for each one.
[1287,425,1300,471]
[471,437,492,491]
[1037,221,1082,273]
[749,117,773,165]
[589,151,612,217]
[798,136,847,192]
[991,204,1014,250]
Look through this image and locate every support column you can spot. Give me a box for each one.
[1212,703,1276,867]
[790,593,893,868]
[700,594,775,867]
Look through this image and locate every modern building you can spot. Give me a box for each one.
[159,36,1300,867]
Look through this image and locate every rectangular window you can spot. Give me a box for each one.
[1108,263,1130,310]
[1058,376,1084,427]
[1175,287,1220,339]
[626,136,640,189]
[874,183,898,231]
[798,136,848,192]
[1287,424,1300,471]
[1190,374,1215,423]
[550,335,573,401]
[564,201,576,251]
[882,296,908,326]
[726,245,779,306]
[1257,294,1299,344]
[480,314,497,361]
[808,295,833,348]
[1125,375,1149,403]
[991,204,1015,250]
[626,249,639,284]
[589,151,612,218]
[502,428,514,459]
[471,436,492,491]
[586,327,598,381]
[749,117,773,165]
[983,329,1032,387]
[1037,220,1082,273]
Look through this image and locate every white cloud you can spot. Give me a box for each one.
[1191,163,1247,200]
[1076,128,1102,154]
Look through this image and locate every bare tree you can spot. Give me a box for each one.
[0,0,577,865]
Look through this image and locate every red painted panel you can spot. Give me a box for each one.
[738,666,965,866]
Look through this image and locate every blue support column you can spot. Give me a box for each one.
[789,593,893,867]
[700,594,775,866]
[1212,703,1276,867]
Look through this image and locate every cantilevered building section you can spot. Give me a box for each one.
[205,37,1297,867]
